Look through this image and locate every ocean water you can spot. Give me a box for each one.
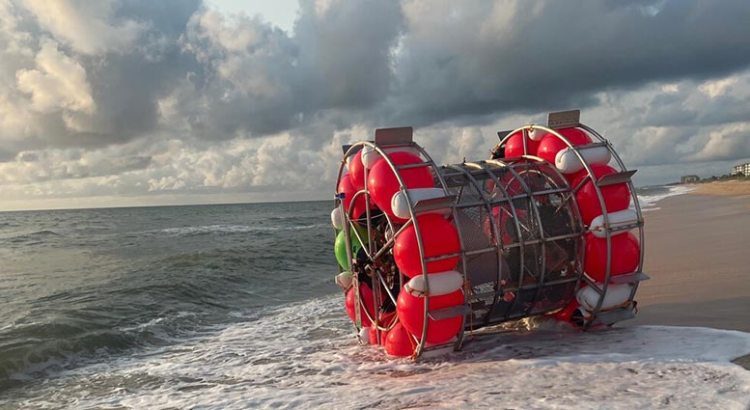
[635,185,694,211]
[0,202,334,399]
[1,189,748,409]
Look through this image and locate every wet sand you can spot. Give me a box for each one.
[624,183,750,367]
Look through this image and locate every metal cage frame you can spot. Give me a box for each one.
[333,110,646,359]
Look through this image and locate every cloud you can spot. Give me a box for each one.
[21,0,145,55]
[388,0,750,126]
[166,0,403,138]
[2,0,750,208]
[16,39,94,114]
[686,124,750,162]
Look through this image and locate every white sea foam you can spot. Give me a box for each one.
[7,297,749,409]
[157,223,328,236]
[637,185,694,211]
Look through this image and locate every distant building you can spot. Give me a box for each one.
[680,175,700,184]
[732,162,750,176]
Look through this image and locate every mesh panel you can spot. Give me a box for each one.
[438,159,584,327]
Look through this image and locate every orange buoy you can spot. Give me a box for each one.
[584,232,640,282]
[394,214,460,277]
[384,323,415,357]
[348,150,366,190]
[345,284,375,327]
[368,152,435,221]
[396,288,464,344]
[571,164,631,225]
[504,131,540,158]
[537,128,591,165]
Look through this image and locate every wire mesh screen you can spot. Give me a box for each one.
[439,158,584,328]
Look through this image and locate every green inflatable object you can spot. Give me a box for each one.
[334,226,368,269]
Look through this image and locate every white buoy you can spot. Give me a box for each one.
[391,188,448,220]
[555,145,611,174]
[528,128,546,141]
[589,209,639,238]
[331,206,344,230]
[576,283,633,312]
[335,271,353,290]
[361,145,420,169]
[405,271,464,297]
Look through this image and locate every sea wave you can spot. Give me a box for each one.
[637,185,694,211]
[156,223,329,236]
[0,308,205,392]
[2,296,749,409]
[0,230,63,247]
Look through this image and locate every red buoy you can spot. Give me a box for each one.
[537,127,591,165]
[338,173,375,221]
[571,164,631,225]
[368,326,378,345]
[345,284,375,327]
[368,152,435,221]
[394,214,460,277]
[553,299,581,323]
[377,311,397,346]
[384,323,415,357]
[584,232,640,282]
[504,131,540,158]
[348,150,366,190]
[396,288,464,344]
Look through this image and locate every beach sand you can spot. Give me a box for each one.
[690,179,750,198]
[626,181,750,368]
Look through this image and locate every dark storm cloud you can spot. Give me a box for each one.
[4,0,750,153]
[388,0,750,126]
[0,0,203,153]
[169,0,403,139]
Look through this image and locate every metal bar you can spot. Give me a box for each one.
[523,125,610,326]
[396,162,433,170]
[575,141,609,150]
[610,272,650,284]
[367,142,432,357]
[424,251,463,262]
[413,195,456,213]
[594,306,636,325]
[484,159,528,322]
[445,162,506,328]
[372,219,413,261]
[581,123,645,310]
[590,221,643,236]
[519,276,579,290]
[597,170,637,187]
[340,146,363,331]
[504,160,548,317]
[547,109,581,129]
[374,127,413,146]
[429,305,471,321]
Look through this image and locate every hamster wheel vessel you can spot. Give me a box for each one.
[332,110,646,358]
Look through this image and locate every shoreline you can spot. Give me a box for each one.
[626,181,750,368]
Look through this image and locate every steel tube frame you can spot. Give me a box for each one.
[333,119,642,357]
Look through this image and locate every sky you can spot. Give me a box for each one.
[1,0,750,211]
